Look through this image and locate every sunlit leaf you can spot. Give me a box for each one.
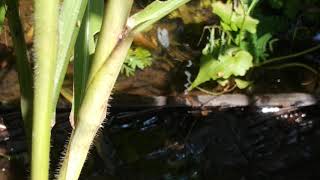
[190,49,253,89]
[218,49,253,78]
[190,55,219,89]
[235,78,251,89]
[128,0,191,33]
[212,1,259,33]
[217,79,229,86]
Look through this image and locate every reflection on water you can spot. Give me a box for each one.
[94,105,320,180]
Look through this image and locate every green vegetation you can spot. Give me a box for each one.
[0,0,319,179]
[3,0,191,179]
[189,0,320,92]
[121,47,153,77]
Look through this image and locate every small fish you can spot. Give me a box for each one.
[157,27,170,48]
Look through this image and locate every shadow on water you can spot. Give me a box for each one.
[2,102,320,180]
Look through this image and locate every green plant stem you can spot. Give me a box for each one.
[58,1,191,179]
[58,37,134,180]
[264,62,318,74]
[57,1,133,179]
[256,44,320,67]
[87,0,133,85]
[5,0,33,139]
[32,0,59,179]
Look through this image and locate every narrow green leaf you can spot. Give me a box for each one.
[128,0,191,33]
[74,0,104,120]
[0,1,6,32]
[52,0,89,113]
[5,0,33,138]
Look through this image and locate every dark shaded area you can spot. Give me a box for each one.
[2,103,320,180]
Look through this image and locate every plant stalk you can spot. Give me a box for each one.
[256,44,320,67]
[87,0,133,85]
[58,37,134,180]
[57,1,133,179]
[32,0,59,179]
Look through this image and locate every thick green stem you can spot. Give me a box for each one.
[32,0,59,179]
[57,1,133,179]
[58,1,191,179]
[87,0,133,85]
[5,0,33,139]
[58,37,134,180]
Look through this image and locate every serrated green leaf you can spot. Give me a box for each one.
[121,47,153,77]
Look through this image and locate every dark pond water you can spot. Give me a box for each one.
[1,103,320,180]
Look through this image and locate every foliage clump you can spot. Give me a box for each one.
[190,0,276,91]
[121,47,153,77]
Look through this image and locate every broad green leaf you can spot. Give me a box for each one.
[212,1,259,33]
[218,49,253,78]
[190,49,253,89]
[190,55,219,89]
[235,78,251,89]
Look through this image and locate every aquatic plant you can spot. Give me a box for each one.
[189,0,320,93]
[4,0,191,179]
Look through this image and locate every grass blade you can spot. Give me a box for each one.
[52,0,89,115]
[128,0,191,33]
[5,0,33,138]
[74,0,104,123]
